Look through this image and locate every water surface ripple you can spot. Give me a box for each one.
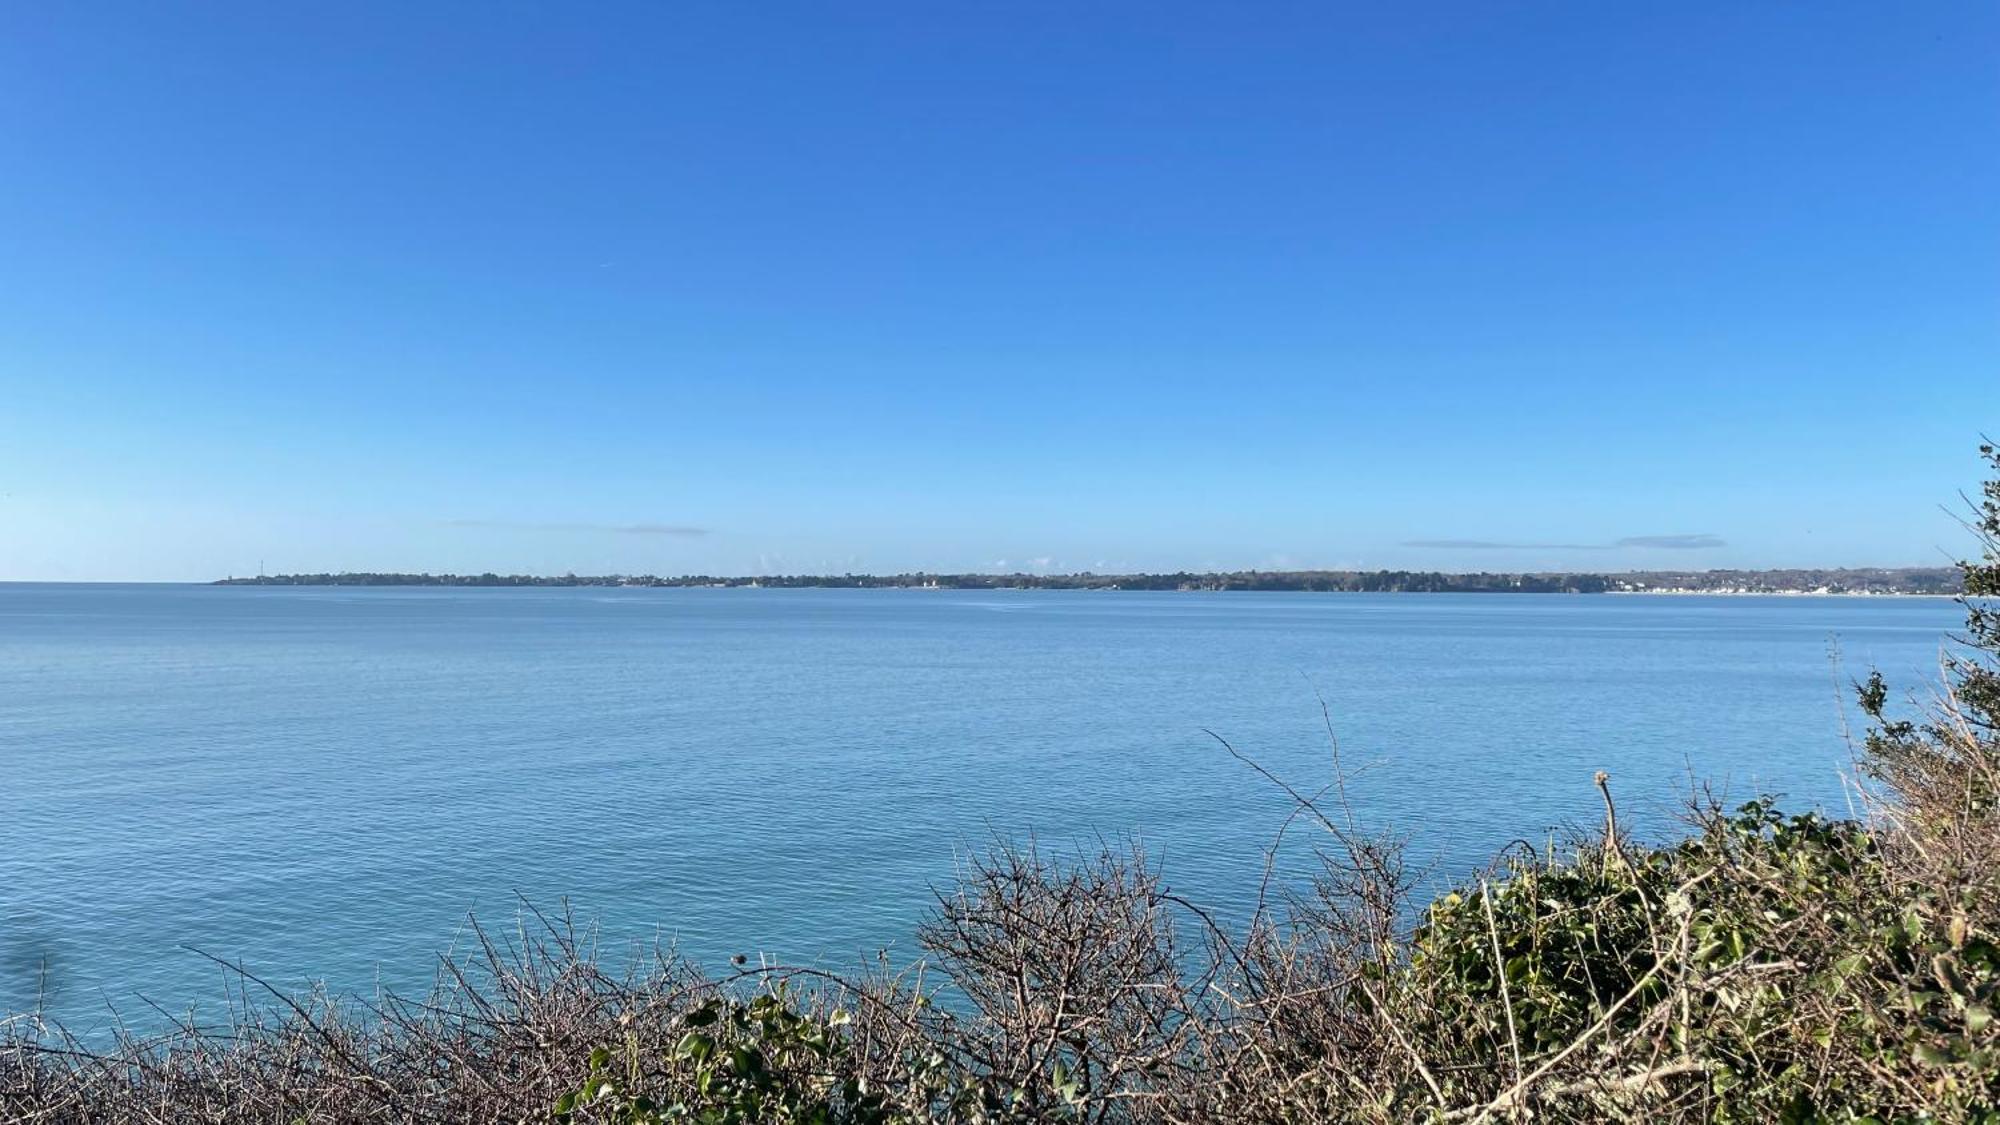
[0,584,1959,1029]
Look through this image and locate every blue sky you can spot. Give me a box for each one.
[1,3,1994,580]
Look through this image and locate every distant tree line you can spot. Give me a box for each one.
[214,566,1963,594]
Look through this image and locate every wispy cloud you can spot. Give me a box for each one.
[1403,538,1601,550]
[442,519,709,536]
[1612,534,1725,550]
[1403,534,1724,551]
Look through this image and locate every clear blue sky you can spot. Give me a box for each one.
[1,3,1993,580]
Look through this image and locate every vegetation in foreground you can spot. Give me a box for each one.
[9,447,1999,1123]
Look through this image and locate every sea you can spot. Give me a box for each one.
[0,583,1963,1031]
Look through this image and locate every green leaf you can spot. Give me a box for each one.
[1913,1042,1955,1067]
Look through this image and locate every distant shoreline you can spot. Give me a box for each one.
[1602,588,1958,598]
[213,567,1964,596]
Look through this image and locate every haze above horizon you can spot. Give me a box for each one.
[2,4,1994,581]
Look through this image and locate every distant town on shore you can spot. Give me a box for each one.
[215,567,1963,595]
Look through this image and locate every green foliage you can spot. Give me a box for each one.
[553,987,1038,1125]
[1397,800,2000,1120]
[556,990,885,1125]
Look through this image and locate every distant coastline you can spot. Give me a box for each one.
[214,567,1963,596]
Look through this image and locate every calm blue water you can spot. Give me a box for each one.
[0,584,1961,1030]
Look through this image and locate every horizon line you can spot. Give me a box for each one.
[187,562,1966,582]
